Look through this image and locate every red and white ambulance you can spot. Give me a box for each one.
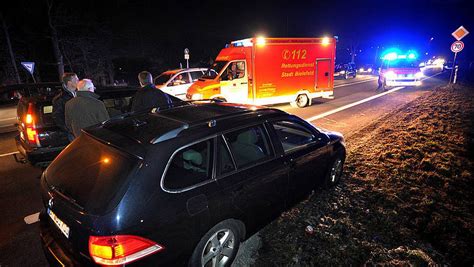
[187,37,336,107]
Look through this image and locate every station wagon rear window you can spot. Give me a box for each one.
[45,134,139,214]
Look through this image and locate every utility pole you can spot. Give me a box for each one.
[1,13,21,84]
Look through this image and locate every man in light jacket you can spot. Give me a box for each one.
[65,79,109,138]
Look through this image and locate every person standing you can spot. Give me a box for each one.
[52,72,78,136]
[131,71,173,112]
[65,79,109,138]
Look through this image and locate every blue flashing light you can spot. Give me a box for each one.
[397,55,407,59]
[408,53,416,59]
[383,52,398,61]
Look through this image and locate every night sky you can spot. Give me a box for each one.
[0,0,472,84]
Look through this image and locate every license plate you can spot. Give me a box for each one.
[47,208,70,238]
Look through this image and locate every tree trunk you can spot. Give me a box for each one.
[1,13,21,84]
[46,0,64,81]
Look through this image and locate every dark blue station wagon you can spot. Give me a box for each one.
[39,102,345,266]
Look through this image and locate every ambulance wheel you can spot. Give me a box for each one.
[294,94,310,108]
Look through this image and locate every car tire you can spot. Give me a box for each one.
[323,150,345,188]
[293,94,309,108]
[189,220,242,267]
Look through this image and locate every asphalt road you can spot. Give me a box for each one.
[0,72,449,266]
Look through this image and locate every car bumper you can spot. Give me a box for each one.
[39,210,87,266]
[386,80,422,86]
[15,135,65,165]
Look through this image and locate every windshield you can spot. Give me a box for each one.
[45,134,139,214]
[201,61,227,79]
[154,73,172,85]
[383,60,420,69]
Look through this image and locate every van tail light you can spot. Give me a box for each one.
[89,235,164,266]
[25,103,40,146]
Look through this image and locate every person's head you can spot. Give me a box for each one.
[138,71,153,87]
[62,72,79,90]
[77,79,95,92]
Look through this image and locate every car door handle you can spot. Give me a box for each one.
[240,82,248,85]
[285,159,296,169]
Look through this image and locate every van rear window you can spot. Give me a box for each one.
[45,134,138,214]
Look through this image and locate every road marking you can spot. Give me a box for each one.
[0,151,19,157]
[334,77,377,88]
[305,86,405,122]
[0,117,16,122]
[24,212,40,224]
[305,72,442,122]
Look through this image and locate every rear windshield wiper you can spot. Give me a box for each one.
[50,186,85,211]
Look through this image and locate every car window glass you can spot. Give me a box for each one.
[217,136,235,176]
[272,121,315,153]
[164,139,213,190]
[170,73,190,86]
[190,71,204,81]
[221,61,245,81]
[224,125,272,168]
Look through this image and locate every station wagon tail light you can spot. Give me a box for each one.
[89,235,164,266]
[25,103,40,146]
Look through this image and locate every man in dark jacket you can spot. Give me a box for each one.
[52,73,78,133]
[131,71,173,112]
[65,79,110,138]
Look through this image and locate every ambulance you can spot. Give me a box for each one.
[378,49,424,90]
[186,37,336,108]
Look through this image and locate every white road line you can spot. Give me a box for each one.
[334,77,377,88]
[0,117,16,122]
[0,151,19,157]
[24,212,40,224]
[305,72,442,122]
[305,86,405,122]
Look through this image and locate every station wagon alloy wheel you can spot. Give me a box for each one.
[201,228,236,267]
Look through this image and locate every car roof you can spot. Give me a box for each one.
[161,68,208,75]
[85,103,287,153]
[12,83,138,100]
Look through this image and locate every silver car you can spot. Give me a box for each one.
[154,68,208,100]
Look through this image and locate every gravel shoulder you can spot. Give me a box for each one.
[254,84,474,266]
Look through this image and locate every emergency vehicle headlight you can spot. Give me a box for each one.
[191,93,203,100]
[368,68,372,72]
[415,72,424,78]
[359,68,364,72]
[385,71,396,79]
[340,70,346,74]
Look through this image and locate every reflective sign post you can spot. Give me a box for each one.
[184,48,190,69]
[449,41,464,84]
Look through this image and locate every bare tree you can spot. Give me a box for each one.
[46,0,64,81]
[1,12,21,84]
[349,39,359,63]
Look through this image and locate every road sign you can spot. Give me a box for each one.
[452,26,469,41]
[451,41,464,53]
[184,48,190,68]
[21,62,35,75]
